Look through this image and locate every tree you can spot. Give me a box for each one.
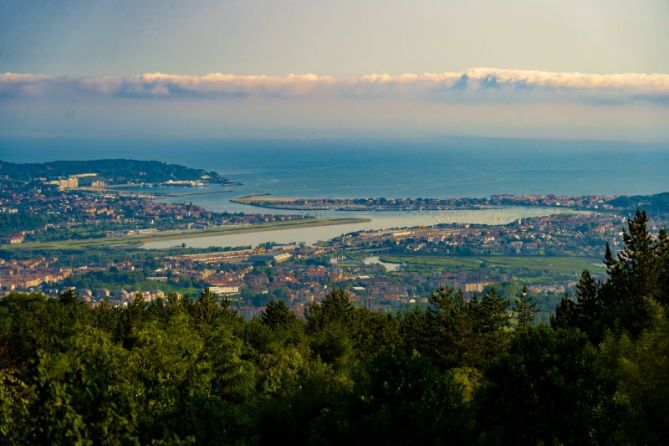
[58,288,80,305]
[561,211,669,338]
[401,288,509,369]
[312,348,470,445]
[305,289,354,332]
[129,314,212,444]
[602,210,660,335]
[261,299,297,329]
[255,348,334,446]
[657,228,669,307]
[574,270,603,340]
[0,371,33,444]
[551,294,576,329]
[619,210,659,298]
[475,327,627,445]
[467,289,511,364]
[514,286,537,331]
[196,288,220,325]
[401,287,471,368]
[600,303,669,444]
[29,327,138,444]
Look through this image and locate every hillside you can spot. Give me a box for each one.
[1,212,668,444]
[608,192,669,214]
[0,159,229,184]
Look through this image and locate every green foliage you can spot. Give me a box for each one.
[305,289,355,332]
[514,286,537,331]
[0,371,33,444]
[607,191,669,215]
[312,348,471,445]
[475,327,627,445]
[1,205,669,446]
[32,328,138,444]
[551,293,577,330]
[261,299,297,329]
[600,304,669,445]
[401,287,510,369]
[62,270,204,295]
[557,210,669,339]
[0,159,225,183]
[0,211,57,237]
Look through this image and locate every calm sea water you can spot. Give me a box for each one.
[5,137,664,248]
[141,207,581,249]
[2,137,669,201]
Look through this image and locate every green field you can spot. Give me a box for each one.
[380,254,605,276]
[3,217,370,251]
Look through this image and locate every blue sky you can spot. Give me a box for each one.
[1,0,669,141]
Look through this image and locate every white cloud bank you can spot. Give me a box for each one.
[2,68,669,104]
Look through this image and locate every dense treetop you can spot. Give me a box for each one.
[0,159,227,183]
[1,210,668,444]
[607,192,669,214]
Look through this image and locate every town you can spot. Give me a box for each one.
[0,167,309,245]
[0,206,637,323]
[232,193,620,211]
[3,159,669,324]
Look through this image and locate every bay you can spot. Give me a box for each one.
[141,207,582,249]
[3,137,669,199]
[3,137,666,249]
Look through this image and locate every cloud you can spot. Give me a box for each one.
[2,68,669,104]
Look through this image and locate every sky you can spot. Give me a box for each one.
[1,0,669,141]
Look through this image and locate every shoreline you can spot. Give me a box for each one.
[5,217,371,251]
[230,195,491,211]
[137,217,371,246]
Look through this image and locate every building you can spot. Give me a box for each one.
[464,281,493,293]
[249,252,292,263]
[48,177,78,190]
[8,233,24,244]
[209,286,240,295]
[172,249,254,263]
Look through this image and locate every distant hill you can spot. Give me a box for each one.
[0,159,228,184]
[607,192,669,214]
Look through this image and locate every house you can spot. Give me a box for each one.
[209,286,240,295]
[8,233,25,244]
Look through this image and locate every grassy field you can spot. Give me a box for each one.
[380,254,605,275]
[3,217,370,251]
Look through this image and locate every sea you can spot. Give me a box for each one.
[2,137,668,248]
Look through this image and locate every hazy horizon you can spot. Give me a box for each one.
[2,1,669,142]
[3,134,669,163]
[3,137,669,199]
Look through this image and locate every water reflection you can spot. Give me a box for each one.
[142,207,582,249]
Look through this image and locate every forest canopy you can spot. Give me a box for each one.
[1,210,668,445]
[0,159,227,183]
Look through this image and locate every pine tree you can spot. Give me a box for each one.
[604,242,616,274]
[261,299,296,329]
[196,288,220,325]
[551,294,576,330]
[515,286,537,331]
[58,288,80,305]
[574,270,602,340]
[657,228,669,307]
[610,210,659,335]
[305,289,354,332]
[619,210,658,298]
